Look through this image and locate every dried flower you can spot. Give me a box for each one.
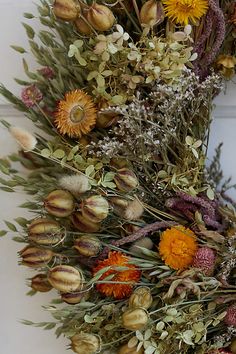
[140,0,164,26]
[70,333,100,354]
[118,343,144,354]
[122,307,148,331]
[230,338,236,353]
[74,235,101,257]
[54,90,97,138]
[59,174,90,195]
[87,4,115,31]
[114,168,138,192]
[44,190,74,217]
[124,199,144,220]
[31,274,52,292]
[10,126,37,151]
[74,16,93,35]
[28,218,62,245]
[225,304,236,327]
[53,0,80,21]
[192,247,216,276]
[93,251,141,299]
[72,212,101,232]
[215,55,236,79]
[21,85,43,108]
[81,195,109,222]
[129,286,153,309]
[48,265,84,293]
[109,197,129,217]
[159,225,198,270]
[38,66,54,79]
[61,290,87,304]
[163,0,208,25]
[19,245,53,268]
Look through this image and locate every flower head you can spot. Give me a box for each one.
[93,251,141,299]
[163,0,208,25]
[192,247,216,276]
[159,225,198,270]
[38,66,54,79]
[54,90,97,138]
[10,126,37,151]
[224,304,236,327]
[21,85,43,108]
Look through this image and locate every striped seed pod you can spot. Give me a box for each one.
[122,308,148,331]
[74,235,101,257]
[81,195,109,222]
[109,196,129,217]
[53,0,80,21]
[19,246,53,268]
[70,333,100,354]
[114,168,138,192]
[72,212,101,233]
[44,190,74,217]
[31,273,52,292]
[61,289,89,304]
[28,218,63,245]
[48,265,84,293]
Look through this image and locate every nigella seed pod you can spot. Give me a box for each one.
[114,168,138,192]
[31,273,52,292]
[28,218,63,245]
[70,333,100,354]
[72,212,101,233]
[53,0,80,21]
[48,265,84,293]
[109,197,129,217]
[129,287,153,310]
[118,343,144,354]
[74,235,101,257]
[44,190,74,217]
[74,16,93,35]
[140,0,164,26]
[81,195,109,222]
[122,308,148,331]
[61,289,89,304]
[19,246,54,268]
[87,4,115,31]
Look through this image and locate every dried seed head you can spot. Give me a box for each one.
[19,246,53,268]
[114,168,138,192]
[59,174,90,195]
[109,197,129,217]
[129,287,153,309]
[122,308,148,331]
[61,289,89,304]
[124,199,144,220]
[74,15,93,35]
[31,273,52,292]
[48,265,84,293]
[87,3,115,31]
[140,0,164,26]
[53,0,80,21]
[74,235,101,257]
[10,126,37,151]
[81,195,109,222]
[118,343,144,354]
[44,190,74,217]
[28,218,63,246]
[70,333,100,354]
[72,212,101,233]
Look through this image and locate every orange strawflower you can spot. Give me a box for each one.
[93,251,141,299]
[159,225,198,270]
[54,90,97,138]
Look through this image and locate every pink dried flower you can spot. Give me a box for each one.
[224,304,236,327]
[38,66,54,79]
[192,247,216,276]
[21,85,43,108]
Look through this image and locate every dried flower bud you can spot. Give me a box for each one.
[114,168,138,192]
[44,190,74,217]
[87,4,115,31]
[122,308,148,331]
[109,197,129,217]
[215,55,236,79]
[74,235,101,257]
[124,199,144,220]
[48,265,84,293]
[129,237,153,255]
[118,344,144,354]
[129,287,153,310]
[31,273,52,292]
[10,126,37,151]
[59,174,90,195]
[19,246,53,268]
[140,0,164,26]
[81,195,109,222]
[70,333,100,354]
[74,16,93,35]
[230,338,236,353]
[192,247,216,276]
[224,304,236,327]
[53,0,80,21]
[61,289,88,304]
[72,212,101,232]
[28,218,63,246]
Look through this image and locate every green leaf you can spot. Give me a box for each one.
[4,221,17,232]
[85,165,95,177]
[0,187,14,192]
[22,23,35,39]
[11,45,26,54]
[41,148,51,158]
[45,323,56,330]
[52,149,65,159]
[0,230,7,237]
[23,13,35,19]
[14,217,29,227]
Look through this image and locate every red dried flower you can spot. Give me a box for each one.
[224,304,236,327]
[21,85,43,108]
[192,247,216,276]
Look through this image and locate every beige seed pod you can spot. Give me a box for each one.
[74,15,93,35]
[230,338,236,353]
[81,195,109,222]
[118,343,144,354]
[53,0,80,21]
[87,3,115,31]
[44,189,74,217]
[122,308,148,331]
[109,197,129,217]
[72,212,101,233]
[61,289,89,304]
[140,0,164,26]
[124,199,144,220]
[48,265,84,293]
[70,332,100,354]
[114,168,138,192]
[31,274,52,292]
[129,287,153,309]
[74,235,101,257]
[28,218,62,245]
[19,246,54,268]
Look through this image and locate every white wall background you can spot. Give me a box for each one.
[0,1,235,354]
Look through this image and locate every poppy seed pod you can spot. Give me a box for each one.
[44,190,74,217]
[87,4,115,31]
[31,273,53,292]
[28,218,63,245]
[53,0,80,21]
[70,333,100,354]
[74,235,101,257]
[129,287,153,310]
[48,265,84,293]
[122,308,148,331]
[114,168,138,192]
[19,246,54,268]
[81,195,109,222]
[72,212,101,233]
